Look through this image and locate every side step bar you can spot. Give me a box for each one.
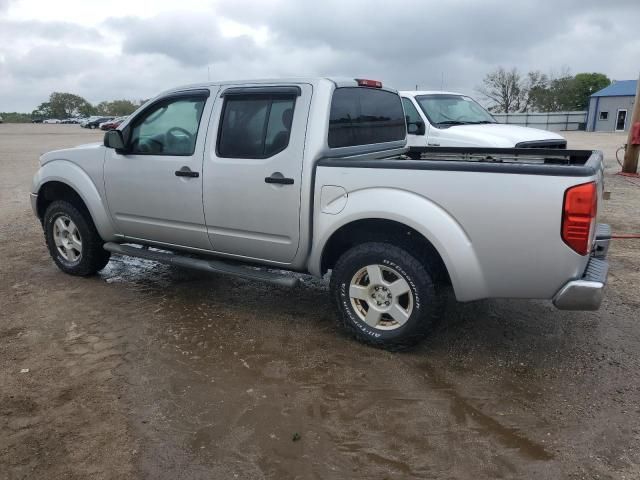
[103,242,299,288]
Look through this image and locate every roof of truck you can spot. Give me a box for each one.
[162,77,398,94]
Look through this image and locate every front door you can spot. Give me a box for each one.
[402,97,429,148]
[616,109,627,131]
[104,89,214,250]
[202,84,311,264]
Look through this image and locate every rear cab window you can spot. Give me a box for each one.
[328,87,406,148]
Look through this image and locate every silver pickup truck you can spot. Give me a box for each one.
[31,77,610,349]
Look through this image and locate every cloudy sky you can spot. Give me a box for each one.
[0,0,639,112]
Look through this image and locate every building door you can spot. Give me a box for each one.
[615,109,627,131]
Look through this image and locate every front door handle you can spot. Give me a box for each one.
[265,173,294,185]
[175,167,199,178]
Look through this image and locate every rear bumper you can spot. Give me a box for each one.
[553,224,610,311]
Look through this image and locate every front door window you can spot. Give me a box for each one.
[129,97,206,155]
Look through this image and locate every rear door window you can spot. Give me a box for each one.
[328,88,405,148]
[217,95,296,158]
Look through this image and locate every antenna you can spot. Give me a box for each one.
[207,66,211,81]
[440,72,444,90]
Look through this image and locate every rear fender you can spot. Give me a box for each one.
[310,187,488,301]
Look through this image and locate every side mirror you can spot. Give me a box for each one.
[104,130,125,151]
[407,121,426,136]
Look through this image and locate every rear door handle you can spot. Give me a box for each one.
[175,167,199,178]
[265,174,294,185]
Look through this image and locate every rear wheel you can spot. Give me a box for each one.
[330,242,444,350]
[43,200,111,276]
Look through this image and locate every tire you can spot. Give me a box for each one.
[43,200,111,276]
[330,242,444,350]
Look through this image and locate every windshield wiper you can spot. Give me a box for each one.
[463,120,496,124]
[435,120,467,126]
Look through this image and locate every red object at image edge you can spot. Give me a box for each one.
[631,122,640,145]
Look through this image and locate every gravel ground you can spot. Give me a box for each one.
[1,124,639,479]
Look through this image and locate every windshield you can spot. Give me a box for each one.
[415,94,496,127]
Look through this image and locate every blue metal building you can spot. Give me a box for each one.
[586,80,637,132]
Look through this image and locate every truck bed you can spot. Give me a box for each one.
[313,145,604,302]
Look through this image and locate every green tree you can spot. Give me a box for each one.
[95,99,139,116]
[530,73,575,111]
[520,71,549,112]
[571,73,610,110]
[35,92,95,118]
[529,72,610,112]
[0,112,32,123]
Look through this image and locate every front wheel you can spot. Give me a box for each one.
[330,242,444,350]
[43,200,111,276]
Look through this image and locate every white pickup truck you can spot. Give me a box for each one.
[31,78,609,350]
[400,91,567,152]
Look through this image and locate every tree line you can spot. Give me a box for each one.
[33,92,147,119]
[476,68,610,113]
[0,92,147,123]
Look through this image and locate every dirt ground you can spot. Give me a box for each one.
[1,124,639,480]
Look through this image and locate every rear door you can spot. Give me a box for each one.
[202,84,312,264]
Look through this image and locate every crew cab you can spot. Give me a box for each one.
[400,90,567,151]
[31,78,609,349]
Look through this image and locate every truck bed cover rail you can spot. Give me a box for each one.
[317,147,603,177]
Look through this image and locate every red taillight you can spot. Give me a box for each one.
[356,78,382,88]
[562,181,597,255]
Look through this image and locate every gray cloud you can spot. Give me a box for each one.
[0,19,104,42]
[216,0,640,90]
[105,13,257,67]
[0,0,639,112]
[5,45,102,79]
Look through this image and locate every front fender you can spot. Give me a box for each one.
[32,160,118,241]
[309,187,488,302]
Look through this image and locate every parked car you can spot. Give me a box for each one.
[61,118,82,124]
[99,116,127,130]
[30,78,609,350]
[80,116,98,127]
[81,116,113,129]
[0,115,3,124]
[400,91,567,153]
[43,119,61,124]
[31,118,44,123]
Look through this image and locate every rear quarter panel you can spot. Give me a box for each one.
[310,165,597,301]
